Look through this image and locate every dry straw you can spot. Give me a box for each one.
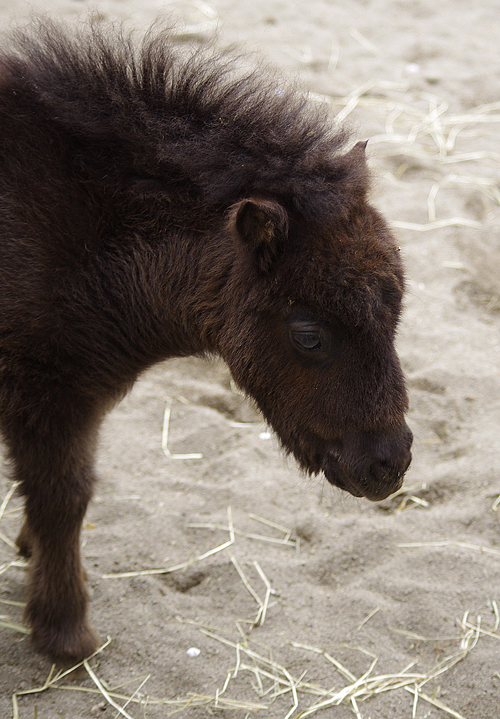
[398,539,500,558]
[0,482,21,552]
[228,555,275,627]
[0,482,17,523]
[102,508,298,579]
[0,482,28,637]
[380,480,430,513]
[161,396,203,460]
[9,605,497,718]
[102,505,236,578]
[186,511,298,548]
[2,476,499,719]
[189,607,492,719]
[323,83,500,231]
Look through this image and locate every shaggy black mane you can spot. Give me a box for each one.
[0,19,365,221]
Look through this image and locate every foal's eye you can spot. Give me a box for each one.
[291,330,322,352]
[287,314,342,365]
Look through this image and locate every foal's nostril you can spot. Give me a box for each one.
[369,460,393,483]
[369,451,411,484]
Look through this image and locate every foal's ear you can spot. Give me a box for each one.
[344,140,369,164]
[229,199,289,273]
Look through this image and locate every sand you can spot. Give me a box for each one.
[1,1,500,717]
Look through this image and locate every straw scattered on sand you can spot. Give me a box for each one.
[3,475,500,719]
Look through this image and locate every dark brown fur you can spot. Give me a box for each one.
[0,19,412,660]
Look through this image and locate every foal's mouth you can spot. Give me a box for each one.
[322,453,410,502]
[322,459,364,498]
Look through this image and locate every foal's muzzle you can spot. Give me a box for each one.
[323,425,413,501]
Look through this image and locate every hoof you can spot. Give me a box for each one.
[15,524,33,558]
[30,619,100,662]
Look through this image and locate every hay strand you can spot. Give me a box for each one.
[84,659,135,719]
[103,507,234,578]
[0,529,18,550]
[0,482,18,523]
[187,510,297,548]
[162,398,203,460]
[193,607,488,719]
[398,540,500,557]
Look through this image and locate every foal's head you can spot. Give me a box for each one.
[220,144,412,501]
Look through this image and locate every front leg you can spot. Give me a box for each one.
[22,482,100,661]
[4,396,103,661]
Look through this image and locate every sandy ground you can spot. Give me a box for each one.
[1,1,500,717]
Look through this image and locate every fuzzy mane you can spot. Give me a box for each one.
[0,19,368,221]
